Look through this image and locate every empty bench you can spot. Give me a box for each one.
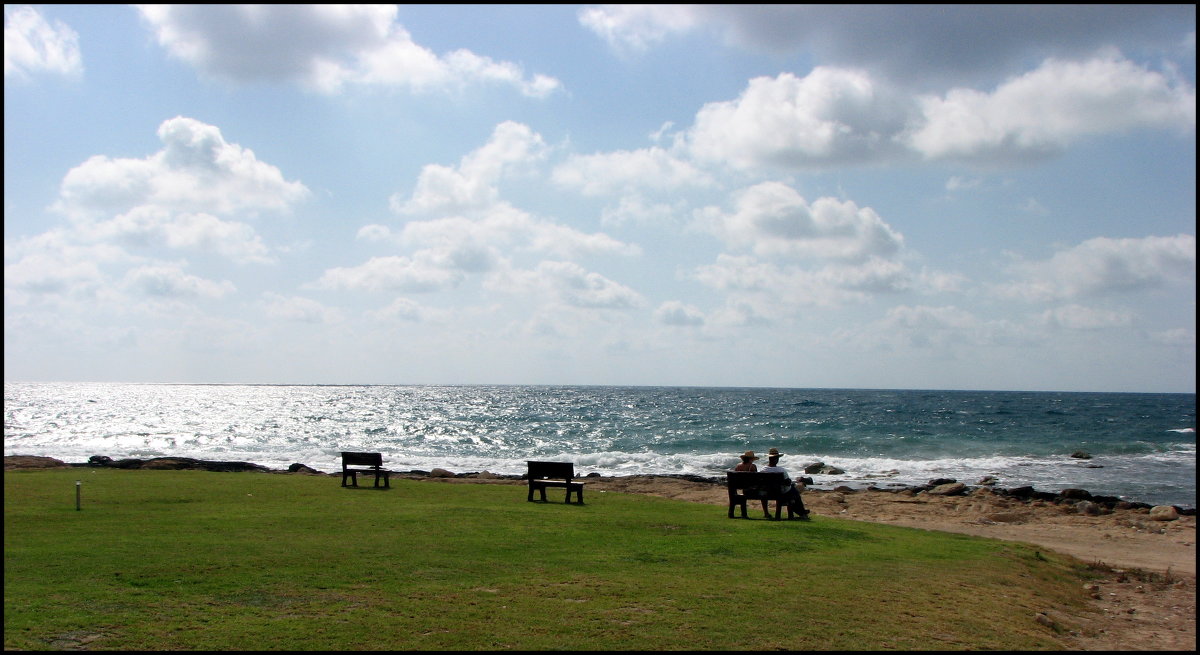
[340,451,392,489]
[526,461,585,504]
[726,471,791,519]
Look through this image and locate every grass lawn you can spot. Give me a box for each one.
[5,468,1097,650]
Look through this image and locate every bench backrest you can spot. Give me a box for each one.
[726,471,785,494]
[341,451,383,469]
[527,460,575,480]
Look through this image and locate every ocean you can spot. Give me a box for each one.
[4,382,1195,508]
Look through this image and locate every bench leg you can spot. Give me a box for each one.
[342,471,358,487]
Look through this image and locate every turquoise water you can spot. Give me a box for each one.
[4,382,1194,507]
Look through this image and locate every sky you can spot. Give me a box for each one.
[4,4,1196,393]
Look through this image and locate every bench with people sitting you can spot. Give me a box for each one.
[725,471,811,520]
[526,460,585,504]
[726,471,793,519]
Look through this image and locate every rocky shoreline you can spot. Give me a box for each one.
[6,454,1193,517]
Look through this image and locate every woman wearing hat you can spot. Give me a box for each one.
[760,448,811,520]
[734,450,759,472]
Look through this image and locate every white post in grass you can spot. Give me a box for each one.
[75,480,81,511]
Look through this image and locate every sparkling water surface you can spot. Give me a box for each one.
[5,382,1194,507]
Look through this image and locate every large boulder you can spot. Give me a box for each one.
[928,482,968,496]
[1148,506,1180,521]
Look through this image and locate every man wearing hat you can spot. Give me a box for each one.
[759,448,810,519]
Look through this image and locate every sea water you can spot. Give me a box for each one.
[4,382,1194,508]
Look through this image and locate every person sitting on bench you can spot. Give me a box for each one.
[759,448,810,520]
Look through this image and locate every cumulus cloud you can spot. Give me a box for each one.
[580,5,1193,86]
[686,56,1194,170]
[312,254,466,293]
[907,55,1196,162]
[688,68,912,169]
[577,4,703,55]
[700,182,904,262]
[392,121,547,215]
[261,293,343,324]
[655,300,705,326]
[4,5,82,78]
[997,234,1195,301]
[137,4,559,96]
[526,261,646,310]
[56,116,309,220]
[122,264,234,299]
[870,304,1032,350]
[1040,304,1134,330]
[551,146,712,195]
[47,116,307,266]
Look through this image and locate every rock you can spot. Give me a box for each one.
[3,455,69,469]
[927,478,957,486]
[929,482,967,496]
[1070,450,1092,459]
[428,468,455,478]
[474,470,499,479]
[803,462,825,474]
[287,463,322,474]
[832,485,855,493]
[1148,505,1179,521]
[977,475,999,485]
[1074,500,1101,516]
[1059,488,1092,500]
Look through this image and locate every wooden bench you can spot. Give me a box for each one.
[340,451,392,489]
[726,471,791,519]
[526,461,585,504]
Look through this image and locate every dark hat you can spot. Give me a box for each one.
[767,448,783,458]
[741,450,759,461]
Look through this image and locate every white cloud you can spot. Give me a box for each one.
[1040,304,1133,330]
[4,5,82,78]
[56,116,309,220]
[686,55,1194,170]
[552,146,712,196]
[655,300,705,326]
[536,261,646,309]
[998,234,1196,301]
[688,68,912,169]
[701,181,904,262]
[392,121,547,215]
[137,4,559,97]
[577,4,702,55]
[907,55,1196,162]
[122,264,234,299]
[691,253,913,310]
[492,261,645,310]
[91,208,273,264]
[868,304,1033,350]
[579,5,1193,86]
[312,254,466,293]
[261,293,343,324]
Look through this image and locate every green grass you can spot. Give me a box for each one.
[5,469,1098,650]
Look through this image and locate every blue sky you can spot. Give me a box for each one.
[4,4,1195,392]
